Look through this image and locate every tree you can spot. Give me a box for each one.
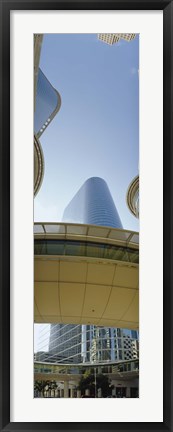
[34,380,45,397]
[34,380,58,397]
[78,370,113,398]
[96,373,113,397]
[48,380,58,397]
[78,370,95,397]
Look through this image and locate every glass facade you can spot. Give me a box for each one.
[34,358,139,375]
[62,177,123,229]
[49,324,82,363]
[34,68,61,138]
[34,67,61,195]
[34,239,139,264]
[35,325,139,364]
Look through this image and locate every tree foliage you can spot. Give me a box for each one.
[34,380,58,397]
[78,370,113,397]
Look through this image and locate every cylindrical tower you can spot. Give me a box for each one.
[62,177,123,229]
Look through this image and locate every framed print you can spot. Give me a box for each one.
[0,0,172,431]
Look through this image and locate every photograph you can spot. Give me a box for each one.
[34,33,139,399]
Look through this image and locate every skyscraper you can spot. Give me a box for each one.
[49,324,82,363]
[34,67,61,196]
[34,34,43,111]
[48,324,138,364]
[34,68,61,139]
[98,33,136,45]
[62,177,123,228]
[48,177,139,363]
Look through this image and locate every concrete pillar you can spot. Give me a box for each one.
[60,388,63,398]
[64,381,69,398]
[98,388,102,398]
[55,389,58,398]
[85,389,90,397]
[70,388,75,398]
[112,388,116,397]
[126,387,131,398]
[77,389,81,398]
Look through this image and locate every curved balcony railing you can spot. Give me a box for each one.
[35,239,138,264]
[34,223,139,264]
[34,359,139,376]
[34,222,139,246]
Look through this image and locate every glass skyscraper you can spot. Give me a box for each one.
[34,67,61,196]
[47,324,138,364]
[62,177,123,229]
[48,177,139,364]
[34,68,61,138]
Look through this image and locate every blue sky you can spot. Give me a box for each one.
[35,33,139,231]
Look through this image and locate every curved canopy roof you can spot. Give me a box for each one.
[34,223,139,329]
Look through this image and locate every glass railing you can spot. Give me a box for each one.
[34,359,139,376]
[34,239,139,264]
[34,222,139,248]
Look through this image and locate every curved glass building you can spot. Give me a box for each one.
[62,177,123,229]
[34,67,61,196]
[34,68,61,138]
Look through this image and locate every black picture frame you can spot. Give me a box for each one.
[0,0,172,431]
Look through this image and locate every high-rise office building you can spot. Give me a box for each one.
[62,177,123,228]
[34,35,61,196]
[34,34,43,111]
[49,324,82,363]
[98,33,136,45]
[47,324,139,364]
[48,177,139,363]
[34,68,61,139]
[34,68,61,196]
[88,327,139,363]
